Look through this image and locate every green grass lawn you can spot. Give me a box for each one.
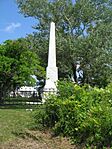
[0,109,34,144]
[0,109,75,149]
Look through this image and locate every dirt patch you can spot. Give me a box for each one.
[0,130,76,149]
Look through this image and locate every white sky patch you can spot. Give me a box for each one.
[4,22,21,33]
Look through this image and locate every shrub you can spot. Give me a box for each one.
[57,80,75,99]
[34,81,112,148]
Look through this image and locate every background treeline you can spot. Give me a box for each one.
[17,0,112,87]
[0,39,45,100]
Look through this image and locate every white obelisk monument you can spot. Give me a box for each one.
[43,22,58,94]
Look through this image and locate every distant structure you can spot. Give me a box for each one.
[43,22,58,96]
[72,62,84,85]
[17,86,37,98]
[76,62,84,85]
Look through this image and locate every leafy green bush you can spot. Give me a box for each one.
[32,105,46,130]
[34,81,112,148]
[57,80,75,99]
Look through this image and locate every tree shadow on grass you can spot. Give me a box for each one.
[0,104,39,109]
[0,97,42,109]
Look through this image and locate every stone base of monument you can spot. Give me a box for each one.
[42,80,57,103]
[42,90,57,103]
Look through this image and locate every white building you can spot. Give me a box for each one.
[17,86,37,98]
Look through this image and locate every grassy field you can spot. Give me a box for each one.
[0,109,33,143]
[0,109,75,149]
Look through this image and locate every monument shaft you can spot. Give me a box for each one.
[44,22,58,91]
[48,22,56,67]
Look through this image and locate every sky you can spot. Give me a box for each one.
[0,0,37,44]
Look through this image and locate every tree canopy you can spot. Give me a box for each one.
[17,0,112,87]
[0,38,45,99]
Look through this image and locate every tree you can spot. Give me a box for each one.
[17,0,112,87]
[0,38,45,100]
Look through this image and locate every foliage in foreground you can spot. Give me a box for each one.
[34,81,112,148]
